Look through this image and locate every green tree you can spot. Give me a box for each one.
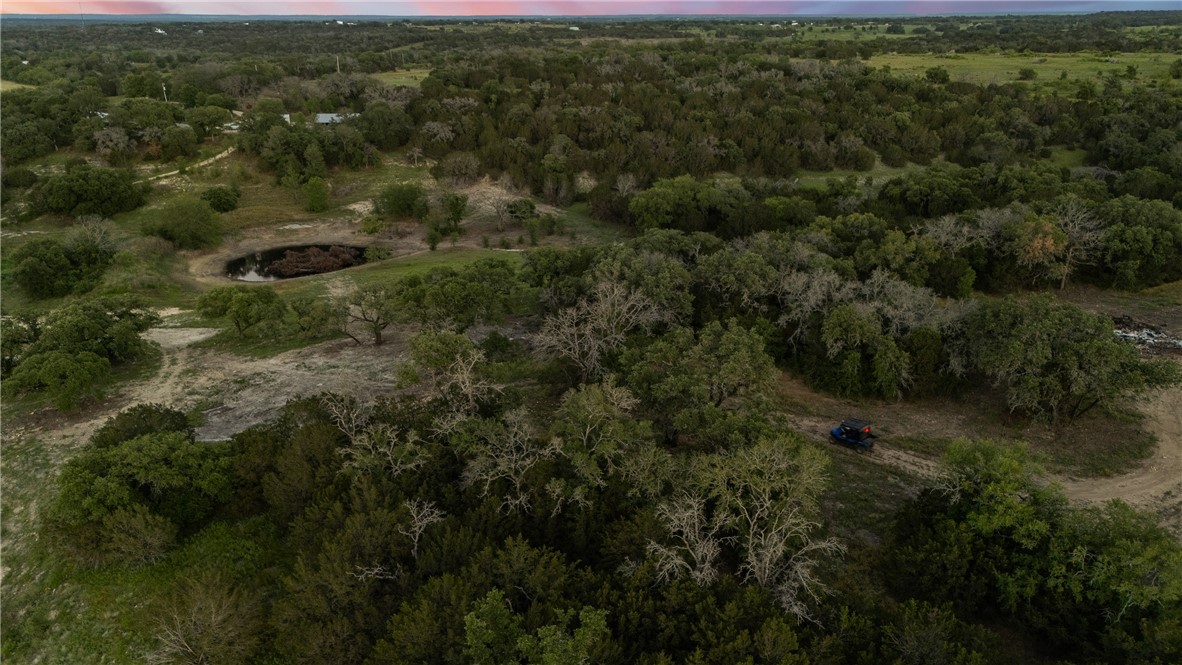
[11,239,76,299]
[48,431,232,565]
[197,286,286,337]
[3,350,111,410]
[967,295,1180,421]
[925,67,950,83]
[2,296,159,407]
[29,163,145,217]
[160,125,198,161]
[442,192,469,234]
[143,197,223,249]
[201,185,240,213]
[303,176,329,212]
[464,589,524,665]
[624,320,777,448]
[375,182,428,219]
[342,285,397,346]
[184,105,232,140]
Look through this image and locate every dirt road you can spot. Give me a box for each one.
[5,322,1177,530]
[1060,383,1181,514]
[777,368,1182,520]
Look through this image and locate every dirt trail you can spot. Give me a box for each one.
[777,369,1182,517]
[142,146,236,182]
[784,410,942,480]
[2,323,406,452]
[1060,383,1182,509]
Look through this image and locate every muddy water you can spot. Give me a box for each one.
[225,244,368,281]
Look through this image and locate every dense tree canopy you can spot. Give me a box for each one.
[4,13,1182,665]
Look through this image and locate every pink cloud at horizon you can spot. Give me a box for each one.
[1,0,1170,15]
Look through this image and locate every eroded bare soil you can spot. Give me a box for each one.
[2,324,408,455]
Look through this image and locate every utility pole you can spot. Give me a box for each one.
[336,55,341,74]
[162,82,168,102]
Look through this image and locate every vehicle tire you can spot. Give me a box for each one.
[829,434,840,445]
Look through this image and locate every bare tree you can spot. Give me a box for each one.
[399,498,444,559]
[700,438,844,623]
[350,563,401,581]
[459,409,560,513]
[973,204,1028,251]
[420,121,455,145]
[920,213,987,254]
[399,332,502,435]
[94,126,134,165]
[613,173,639,197]
[147,573,260,665]
[407,146,424,166]
[491,195,512,232]
[1054,197,1104,290]
[535,280,669,380]
[647,492,730,586]
[322,394,430,479]
[69,215,118,254]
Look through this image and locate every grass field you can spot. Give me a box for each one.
[0,79,33,91]
[864,51,1178,89]
[792,23,937,41]
[371,67,432,87]
[793,159,932,189]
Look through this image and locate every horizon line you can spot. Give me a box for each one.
[5,9,1176,17]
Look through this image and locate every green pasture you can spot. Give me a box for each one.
[370,67,432,87]
[865,51,1179,88]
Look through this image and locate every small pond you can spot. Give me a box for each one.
[226,244,369,282]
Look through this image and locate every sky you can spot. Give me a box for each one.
[2,0,1174,15]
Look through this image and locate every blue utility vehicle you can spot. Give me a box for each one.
[829,418,877,452]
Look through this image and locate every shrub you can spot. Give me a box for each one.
[375,182,428,219]
[143,197,222,249]
[1,166,38,189]
[11,235,115,299]
[303,177,329,212]
[3,350,111,410]
[432,151,480,184]
[197,285,286,337]
[1018,68,1037,81]
[28,163,145,217]
[925,67,950,84]
[90,403,194,449]
[201,185,240,213]
[360,215,390,234]
[506,198,537,222]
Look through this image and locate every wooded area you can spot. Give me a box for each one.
[2,11,1181,665]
